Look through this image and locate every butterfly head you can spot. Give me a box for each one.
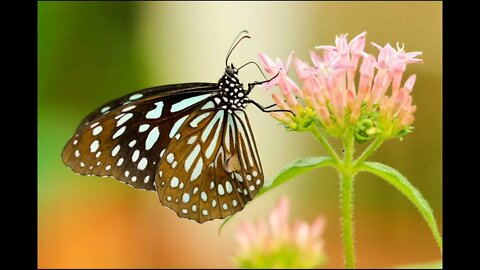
[225,63,238,78]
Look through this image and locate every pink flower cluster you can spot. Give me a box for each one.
[259,32,422,139]
[234,197,326,268]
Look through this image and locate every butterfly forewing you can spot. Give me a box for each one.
[77,83,218,128]
[157,104,264,223]
[62,84,217,191]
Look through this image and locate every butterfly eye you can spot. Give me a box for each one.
[226,67,235,77]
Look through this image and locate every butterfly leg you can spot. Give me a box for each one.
[248,99,295,116]
[246,72,280,95]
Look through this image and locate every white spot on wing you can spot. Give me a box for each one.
[139,124,150,133]
[129,93,143,100]
[190,112,211,128]
[187,135,197,145]
[225,181,233,193]
[116,113,133,126]
[170,177,179,188]
[90,140,99,152]
[182,193,190,203]
[146,101,164,119]
[185,144,201,171]
[201,101,215,110]
[132,149,140,162]
[191,158,203,181]
[100,106,110,113]
[111,145,120,157]
[167,153,174,163]
[116,158,124,166]
[92,126,103,136]
[145,127,160,150]
[205,114,223,158]
[201,110,224,142]
[218,184,225,195]
[122,105,135,112]
[128,140,136,147]
[171,94,211,112]
[112,126,126,139]
[169,115,188,138]
[138,158,148,170]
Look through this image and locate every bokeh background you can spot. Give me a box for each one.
[38,2,442,268]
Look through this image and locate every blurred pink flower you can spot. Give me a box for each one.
[260,32,421,141]
[234,197,327,269]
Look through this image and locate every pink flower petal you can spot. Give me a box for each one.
[404,74,417,91]
[258,53,277,74]
[349,31,367,55]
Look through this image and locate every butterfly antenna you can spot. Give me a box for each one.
[238,61,268,80]
[225,31,251,67]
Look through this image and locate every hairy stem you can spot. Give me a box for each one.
[340,130,356,269]
[340,171,355,269]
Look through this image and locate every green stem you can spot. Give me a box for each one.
[344,131,355,166]
[353,137,384,167]
[340,130,356,269]
[310,127,342,164]
[341,171,355,269]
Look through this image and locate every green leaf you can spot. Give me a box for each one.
[219,156,335,234]
[358,161,442,253]
[258,156,335,196]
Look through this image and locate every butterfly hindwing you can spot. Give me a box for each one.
[157,104,264,223]
[62,85,217,191]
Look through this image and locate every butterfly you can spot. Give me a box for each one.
[61,31,288,223]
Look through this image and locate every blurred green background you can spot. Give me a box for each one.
[38,2,441,268]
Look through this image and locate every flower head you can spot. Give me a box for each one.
[233,197,327,269]
[260,32,421,141]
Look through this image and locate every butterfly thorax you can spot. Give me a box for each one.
[217,67,250,112]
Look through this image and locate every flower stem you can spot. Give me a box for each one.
[310,127,342,164]
[340,130,356,269]
[340,171,355,269]
[353,137,384,167]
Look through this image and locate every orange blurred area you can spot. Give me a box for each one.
[38,178,441,268]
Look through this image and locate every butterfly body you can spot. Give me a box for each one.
[62,65,265,223]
